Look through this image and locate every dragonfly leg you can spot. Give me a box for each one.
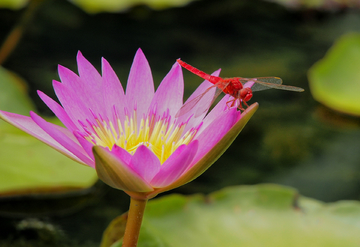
[237,99,246,111]
[226,99,236,109]
[243,101,249,108]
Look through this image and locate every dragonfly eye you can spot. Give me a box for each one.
[240,88,253,102]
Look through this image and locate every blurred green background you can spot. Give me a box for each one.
[1,0,360,246]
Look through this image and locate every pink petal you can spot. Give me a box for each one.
[0,110,85,164]
[76,51,104,112]
[159,104,258,192]
[57,56,104,120]
[93,146,154,192]
[126,48,154,118]
[101,57,127,123]
[58,65,102,114]
[129,145,161,183]
[199,94,231,134]
[149,62,183,117]
[190,108,239,168]
[53,80,94,124]
[30,112,94,166]
[73,131,95,166]
[37,90,78,131]
[150,141,198,188]
[177,69,221,132]
[243,80,255,88]
[111,145,132,164]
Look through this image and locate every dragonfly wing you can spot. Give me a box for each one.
[247,77,283,92]
[255,77,283,84]
[252,80,304,92]
[193,79,234,117]
[194,86,224,117]
[176,85,218,118]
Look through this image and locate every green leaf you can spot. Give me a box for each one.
[69,0,195,13]
[308,33,360,116]
[0,67,34,117]
[0,0,28,10]
[103,184,360,247]
[0,67,97,196]
[101,212,128,247]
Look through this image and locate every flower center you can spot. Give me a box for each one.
[80,108,200,163]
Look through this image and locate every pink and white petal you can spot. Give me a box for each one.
[57,65,103,118]
[126,48,154,118]
[129,145,161,183]
[150,141,198,188]
[198,94,231,135]
[30,112,94,166]
[37,90,78,131]
[93,146,154,192]
[53,80,94,124]
[58,65,99,111]
[191,108,239,167]
[77,51,105,112]
[57,65,81,87]
[77,51,102,87]
[149,62,183,117]
[177,69,221,132]
[101,57,127,122]
[0,110,85,165]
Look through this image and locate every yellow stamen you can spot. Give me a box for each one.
[83,110,198,164]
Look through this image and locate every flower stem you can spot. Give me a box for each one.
[122,197,147,247]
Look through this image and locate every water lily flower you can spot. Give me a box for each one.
[0,49,258,200]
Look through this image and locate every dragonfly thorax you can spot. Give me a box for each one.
[221,78,243,98]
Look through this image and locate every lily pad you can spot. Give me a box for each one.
[0,0,28,9]
[104,184,360,247]
[0,67,97,196]
[0,67,34,117]
[69,0,195,13]
[308,33,360,116]
[266,0,354,10]
[0,0,195,12]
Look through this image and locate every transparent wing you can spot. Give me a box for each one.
[176,85,217,118]
[194,86,224,117]
[242,77,304,92]
[176,81,229,118]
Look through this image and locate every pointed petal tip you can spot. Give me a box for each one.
[101,56,108,65]
[57,64,66,71]
[213,68,221,76]
[76,50,83,58]
[134,48,146,59]
[172,61,181,69]
[76,51,87,65]
[29,110,37,118]
[244,102,259,115]
[101,57,109,72]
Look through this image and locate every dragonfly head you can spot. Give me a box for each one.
[239,87,253,102]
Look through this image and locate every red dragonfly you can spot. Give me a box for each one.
[176,59,304,117]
